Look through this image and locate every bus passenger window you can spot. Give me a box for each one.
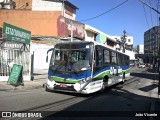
[111,52,117,65]
[104,50,110,65]
[96,49,102,67]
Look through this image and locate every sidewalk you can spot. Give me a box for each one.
[130,66,160,117]
[146,68,160,120]
[0,69,48,92]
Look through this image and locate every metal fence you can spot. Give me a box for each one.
[0,42,30,76]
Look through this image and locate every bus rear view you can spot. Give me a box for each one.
[46,42,94,94]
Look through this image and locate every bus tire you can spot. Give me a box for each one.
[121,73,125,84]
[45,86,52,92]
[100,76,108,93]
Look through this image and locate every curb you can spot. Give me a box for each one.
[149,77,159,120]
[0,82,46,92]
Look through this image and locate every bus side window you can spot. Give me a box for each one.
[111,52,117,65]
[104,49,110,66]
[95,48,102,67]
[118,54,122,66]
[122,56,125,66]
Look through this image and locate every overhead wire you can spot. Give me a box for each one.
[148,0,153,26]
[79,0,129,22]
[141,1,150,28]
[139,0,160,26]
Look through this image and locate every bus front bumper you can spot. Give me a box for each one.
[46,80,91,94]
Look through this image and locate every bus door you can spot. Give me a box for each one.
[94,46,102,74]
[111,51,120,83]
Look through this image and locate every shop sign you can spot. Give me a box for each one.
[8,64,23,87]
[3,22,31,44]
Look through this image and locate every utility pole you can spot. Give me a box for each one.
[71,21,73,42]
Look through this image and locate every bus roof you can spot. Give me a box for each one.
[55,40,129,57]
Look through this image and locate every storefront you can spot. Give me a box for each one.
[0,23,31,81]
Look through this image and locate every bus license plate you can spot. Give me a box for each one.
[60,84,67,88]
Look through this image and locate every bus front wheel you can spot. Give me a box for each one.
[121,73,125,84]
[45,86,52,92]
[100,76,108,93]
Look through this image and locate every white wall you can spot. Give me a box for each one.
[32,0,76,20]
[111,36,133,45]
[64,12,76,20]
[85,30,95,41]
[32,0,62,11]
[126,36,133,45]
[31,43,54,70]
[125,50,136,60]
[138,45,144,54]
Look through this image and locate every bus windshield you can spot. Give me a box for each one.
[49,43,94,73]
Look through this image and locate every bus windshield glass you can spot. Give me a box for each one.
[49,43,94,73]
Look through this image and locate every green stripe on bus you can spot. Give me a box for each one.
[51,76,79,84]
[93,69,130,81]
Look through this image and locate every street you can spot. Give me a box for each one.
[0,67,159,120]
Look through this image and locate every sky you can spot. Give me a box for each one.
[69,0,159,47]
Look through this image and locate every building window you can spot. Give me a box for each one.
[128,39,131,42]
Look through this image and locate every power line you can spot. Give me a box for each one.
[139,0,160,14]
[148,0,153,26]
[79,0,129,22]
[142,3,150,28]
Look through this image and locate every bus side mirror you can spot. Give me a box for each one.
[46,48,54,63]
[46,55,48,63]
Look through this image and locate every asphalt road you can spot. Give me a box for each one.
[0,67,159,120]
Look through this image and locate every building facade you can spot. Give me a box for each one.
[137,45,144,54]
[0,0,84,81]
[144,26,160,64]
[111,35,134,50]
[85,25,116,49]
[0,0,84,39]
[135,44,144,64]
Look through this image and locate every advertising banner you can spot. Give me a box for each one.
[8,64,23,86]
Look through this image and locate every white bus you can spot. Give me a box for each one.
[46,41,130,94]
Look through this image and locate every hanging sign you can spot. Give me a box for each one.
[3,22,31,44]
[96,34,106,44]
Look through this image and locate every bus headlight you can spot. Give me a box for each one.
[48,76,52,81]
[74,83,81,91]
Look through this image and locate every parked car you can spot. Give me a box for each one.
[130,63,135,66]
[138,63,146,68]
